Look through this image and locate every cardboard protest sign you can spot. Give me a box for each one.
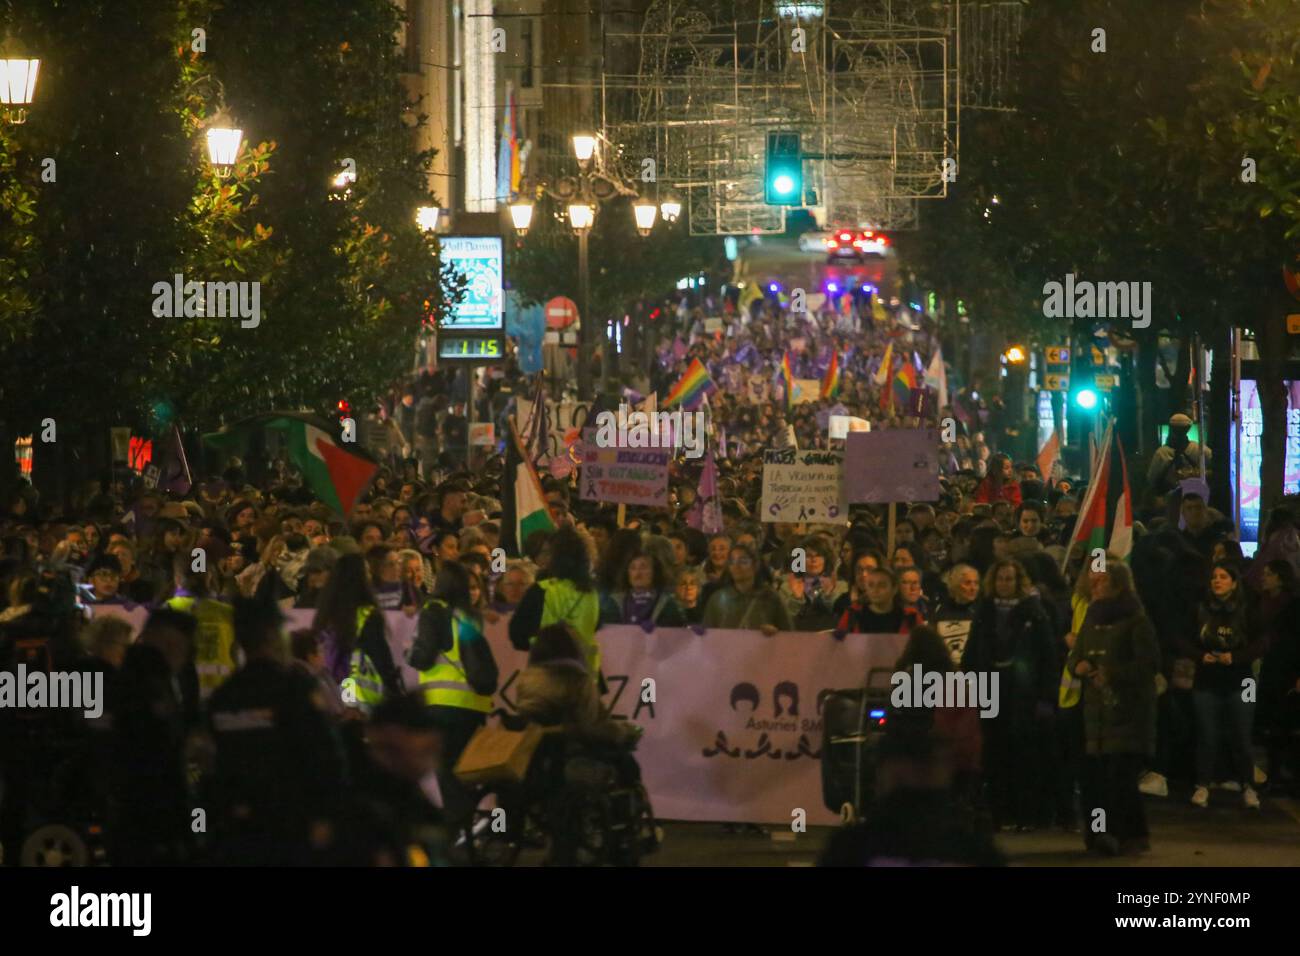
[844,429,940,503]
[578,428,670,507]
[790,378,821,405]
[761,448,847,523]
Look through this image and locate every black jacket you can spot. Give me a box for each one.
[206,658,348,829]
[965,595,1059,712]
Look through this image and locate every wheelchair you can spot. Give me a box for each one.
[461,717,661,867]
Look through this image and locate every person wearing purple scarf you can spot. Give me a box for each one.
[598,549,687,630]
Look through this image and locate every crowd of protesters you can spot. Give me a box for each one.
[2,285,1299,867]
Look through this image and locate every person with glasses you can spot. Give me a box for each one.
[701,544,792,635]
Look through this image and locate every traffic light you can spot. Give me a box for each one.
[765,131,802,205]
[1074,387,1098,410]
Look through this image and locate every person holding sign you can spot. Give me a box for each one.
[701,544,792,635]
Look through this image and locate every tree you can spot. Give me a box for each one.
[0,0,458,504]
[904,0,1300,519]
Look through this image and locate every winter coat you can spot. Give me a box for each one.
[777,575,848,631]
[965,595,1058,715]
[1178,592,1264,695]
[515,659,639,745]
[702,585,792,631]
[599,589,688,628]
[1065,595,1159,756]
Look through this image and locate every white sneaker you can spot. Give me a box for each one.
[1138,771,1168,797]
[1243,787,1261,810]
[1191,786,1210,808]
[1213,780,1242,792]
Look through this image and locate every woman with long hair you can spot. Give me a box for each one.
[409,561,500,828]
[1179,561,1265,810]
[599,548,687,628]
[964,558,1058,830]
[974,453,1022,507]
[310,552,402,715]
[509,526,604,681]
[1066,562,1159,854]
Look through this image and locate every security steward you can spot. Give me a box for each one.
[408,562,499,831]
[165,553,237,703]
[205,598,348,866]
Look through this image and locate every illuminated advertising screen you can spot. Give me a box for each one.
[1233,379,1300,549]
[440,236,503,330]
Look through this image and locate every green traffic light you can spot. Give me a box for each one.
[1075,388,1098,410]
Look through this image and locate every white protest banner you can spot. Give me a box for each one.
[578,429,670,507]
[513,397,593,459]
[703,317,723,333]
[92,606,907,825]
[844,428,941,503]
[761,447,848,523]
[469,423,495,447]
[585,626,908,825]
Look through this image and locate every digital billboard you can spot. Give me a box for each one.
[440,236,503,330]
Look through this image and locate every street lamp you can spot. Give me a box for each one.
[509,200,534,236]
[415,205,441,232]
[659,193,682,223]
[633,200,658,237]
[1004,345,1026,364]
[0,48,40,125]
[567,202,595,232]
[206,125,244,177]
[571,133,597,167]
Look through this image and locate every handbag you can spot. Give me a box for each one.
[453,722,545,786]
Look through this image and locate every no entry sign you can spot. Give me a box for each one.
[545,296,579,329]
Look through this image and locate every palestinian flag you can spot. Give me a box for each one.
[501,418,556,557]
[1066,421,1133,561]
[821,350,841,399]
[1036,428,1061,482]
[203,413,378,518]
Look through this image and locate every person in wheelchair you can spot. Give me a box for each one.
[504,625,652,864]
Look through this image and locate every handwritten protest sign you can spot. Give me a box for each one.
[790,378,821,405]
[761,448,847,523]
[844,429,940,503]
[579,428,670,507]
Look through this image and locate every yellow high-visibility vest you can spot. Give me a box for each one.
[166,595,236,700]
[347,605,386,713]
[413,600,492,713]
[537,578,601,678]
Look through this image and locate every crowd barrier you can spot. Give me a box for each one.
[90,605,908,825]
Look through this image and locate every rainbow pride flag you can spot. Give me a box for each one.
[781,351,795,409]
[821,351,841,399]
[664,358,717,410]
[893,352,919,411]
